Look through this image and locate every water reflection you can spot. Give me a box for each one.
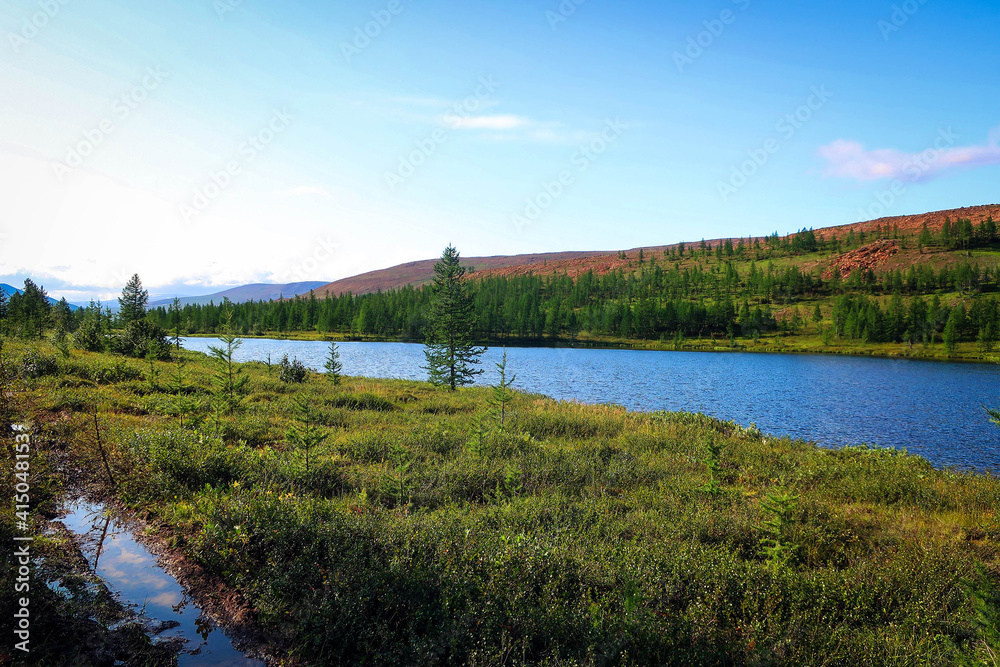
[62,500,263,666]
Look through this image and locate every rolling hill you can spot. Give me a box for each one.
[148,281,328,309]
[307,205,1000,297]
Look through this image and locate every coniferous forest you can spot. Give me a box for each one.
[123,220,1000,354]
[4,221,999,359]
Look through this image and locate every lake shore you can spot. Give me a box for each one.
[183,330,996,364]
[4,340,999,665]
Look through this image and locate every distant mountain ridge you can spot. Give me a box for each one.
[306,204,1000,298]
[1,283,81,311]
[147,281,328,309]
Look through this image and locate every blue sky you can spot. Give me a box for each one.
[1,0,998,302]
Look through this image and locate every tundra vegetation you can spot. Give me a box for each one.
[2,243,1000,664]
[2,332,999,665]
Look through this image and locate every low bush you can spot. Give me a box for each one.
[19,349,59,379]
[14,343,1000,665]
[278,355,309,384]
[327,391,396,412]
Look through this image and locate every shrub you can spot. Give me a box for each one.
[118,429,266,498]
[278,355,308,384]
[72,318,105,352]
[19,349,59,379]
[62,358,144,384]
[106,320,170,359]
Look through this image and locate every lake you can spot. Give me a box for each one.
[182,338,1000,474]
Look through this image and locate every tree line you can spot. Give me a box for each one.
[4,220,999,350]
[141,249,1000,348]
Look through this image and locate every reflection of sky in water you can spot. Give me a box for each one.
[184,338,1000,472]
[62,501,263,666]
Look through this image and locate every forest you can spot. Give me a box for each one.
[3,218,999,355]
[138,218,1000,351]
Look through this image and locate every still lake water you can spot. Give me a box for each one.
[183,338,1000,474]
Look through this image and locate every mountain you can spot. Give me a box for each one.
[147,281,328,309]
[309,251,615,297]
[1,283,81,311]
[307,205,1000,297]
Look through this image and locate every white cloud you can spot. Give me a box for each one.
[448,114,534,130]
[818,126,1000,182]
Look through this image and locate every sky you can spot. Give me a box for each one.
[1,0,999,303]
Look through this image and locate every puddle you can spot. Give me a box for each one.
[61,499,266,666]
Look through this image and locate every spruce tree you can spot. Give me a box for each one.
[169,297,183,351]
[423,245,486,390]
[324,340,343,385]
[943,308,961,353]
[118,274,149,324]
[208,307,248,415]
[287,397,327,477]
[487,348,516,429]
[11,279,51,339]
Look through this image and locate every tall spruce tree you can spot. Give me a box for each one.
[12,279,51,339]
[423,245,486,390]
[169,297,183,351]
[118,274,149,324]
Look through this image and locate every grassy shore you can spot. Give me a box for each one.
[3,340,1000,665]
[185,328,996,364]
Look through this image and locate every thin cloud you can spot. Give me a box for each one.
[390,96,453,108]
[278,185,333,198]
[449,114,533,130]
[818,127,1000,182]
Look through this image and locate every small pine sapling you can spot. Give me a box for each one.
[287,397,327,478]
[207,308,248,415]
[487,348,516,430]
[699,441,727,494]
[758,486,800,568]
[324,340,343,385]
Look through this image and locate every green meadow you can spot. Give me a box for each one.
[2,339,999,665]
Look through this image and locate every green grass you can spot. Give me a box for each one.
[3,339,1000,665]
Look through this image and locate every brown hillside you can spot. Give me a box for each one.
[813,204,1000,240]
[312,251,611,297]
[308,205,1000,297]
[822,239,900,279]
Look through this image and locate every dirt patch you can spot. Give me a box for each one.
[823,239,900,279]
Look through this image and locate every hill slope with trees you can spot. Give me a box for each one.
[138,206,1000,362]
